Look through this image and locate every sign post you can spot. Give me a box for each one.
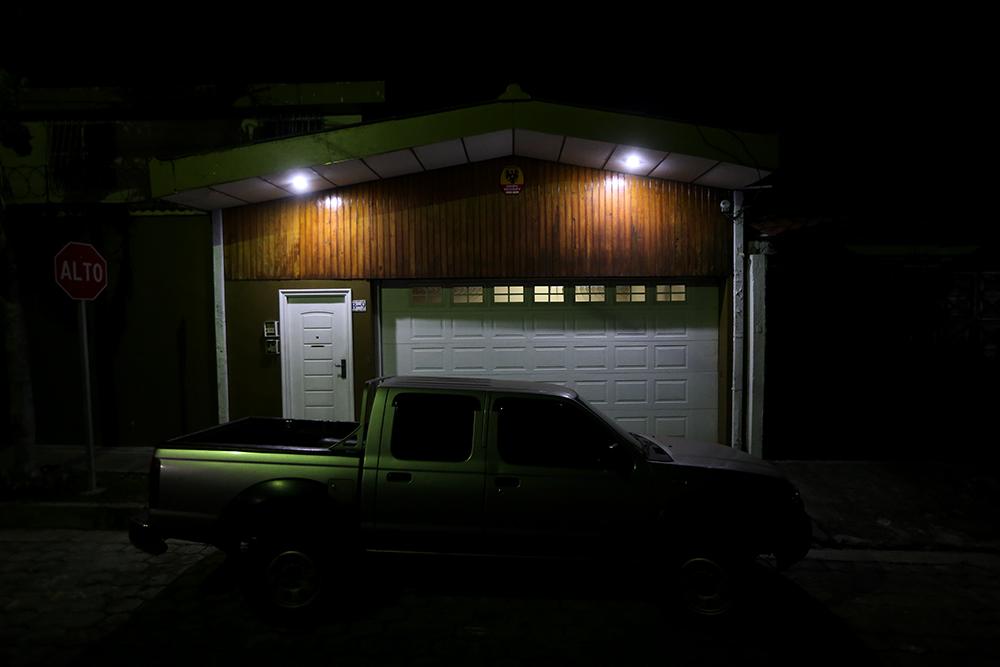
[54,242,108,494]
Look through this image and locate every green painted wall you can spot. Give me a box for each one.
[224,280,375,421]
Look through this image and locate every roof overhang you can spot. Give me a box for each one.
[151,100,778,210]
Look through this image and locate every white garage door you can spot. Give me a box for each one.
[380,284,719,442]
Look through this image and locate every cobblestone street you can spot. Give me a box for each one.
[1,530,998,667]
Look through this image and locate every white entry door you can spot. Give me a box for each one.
[279,289,354,421]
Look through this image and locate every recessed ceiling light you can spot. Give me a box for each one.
[625,154,642,169]
[290,175,309,192]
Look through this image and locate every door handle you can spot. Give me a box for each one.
[339,359,347,379]
[386,472,412,483]
[494,476,520,488]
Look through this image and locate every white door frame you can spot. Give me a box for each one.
[278,288,354,420]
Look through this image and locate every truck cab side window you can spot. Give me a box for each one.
[390,393,479,462]
[496,398,609,469]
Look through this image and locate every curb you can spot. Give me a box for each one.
[806,548,1000,566]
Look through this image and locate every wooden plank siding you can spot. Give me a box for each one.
[223,157,731,280]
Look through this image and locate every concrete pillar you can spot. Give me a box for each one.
[212,210,230,423]
[730,192,745,451]
[746,242,771,458]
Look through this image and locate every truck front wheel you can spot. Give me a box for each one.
[677,554,734,616]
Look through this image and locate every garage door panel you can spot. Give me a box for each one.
[533,315,567,337]
[654,345,687,368]
[686,341,719,371]
[653,310,719,342]
[573,314,607,337]
[412,318,448,340]
[614,314,648,337]
[453,319,487,339]
[382,286,720,442]
[652,341,717,371]
[654,316,688,337]
[614,346,649,370]
[616,416,650,434]
[453,347,487,371]
[575,380,609,405]
[534,346,569,370]
[573,346,609,370]
[655,415,687,438]
[492,317,529,338]
[494,347,528,370]
[613,380,648,405]
[654,373,716,408]
[410,347,446,372]
[687,410,719,441]
[654,379,687,403]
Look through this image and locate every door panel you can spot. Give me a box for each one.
[483,395,640,557]
[372,390,486,553]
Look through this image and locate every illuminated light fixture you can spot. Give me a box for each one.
[625,154,642,170]
[320,195,343,210]
[290,174,310,192]
[605,174,626,189]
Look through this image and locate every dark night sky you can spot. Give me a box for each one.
[3,28,992,244]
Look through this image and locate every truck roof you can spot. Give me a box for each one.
[377,375,579,400]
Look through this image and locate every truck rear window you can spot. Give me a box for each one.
[390,393,479,462]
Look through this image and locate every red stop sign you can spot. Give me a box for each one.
[54,242,108,300]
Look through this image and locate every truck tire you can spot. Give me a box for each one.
[259,539,326,611]
[676,553,736,616]
[243,534,332,620]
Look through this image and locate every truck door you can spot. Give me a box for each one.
[372,390,486,553]
[484,395,641,557]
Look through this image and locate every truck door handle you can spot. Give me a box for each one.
[339,359,347,379]
[386,472,412,483]
[494,476,520,488]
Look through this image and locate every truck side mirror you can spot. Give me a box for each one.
[601,442,634,477]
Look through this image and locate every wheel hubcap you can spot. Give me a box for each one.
[679,556,731,616]
[266,549,320,609]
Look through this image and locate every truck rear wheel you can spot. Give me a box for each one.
[244,536,330,619]
[263,544,324,610]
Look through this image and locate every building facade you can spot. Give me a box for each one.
[151,93,776,450]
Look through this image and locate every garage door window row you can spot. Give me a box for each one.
[410,285,687,306]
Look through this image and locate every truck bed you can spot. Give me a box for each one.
[164,417,361,454]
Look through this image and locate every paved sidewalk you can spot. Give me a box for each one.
[0,446,151,529]
[0,530,212,667]
[777,461,1000,552]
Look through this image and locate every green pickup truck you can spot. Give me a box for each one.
[130,375,810,615]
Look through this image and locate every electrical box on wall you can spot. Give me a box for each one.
[263,320,280,355]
